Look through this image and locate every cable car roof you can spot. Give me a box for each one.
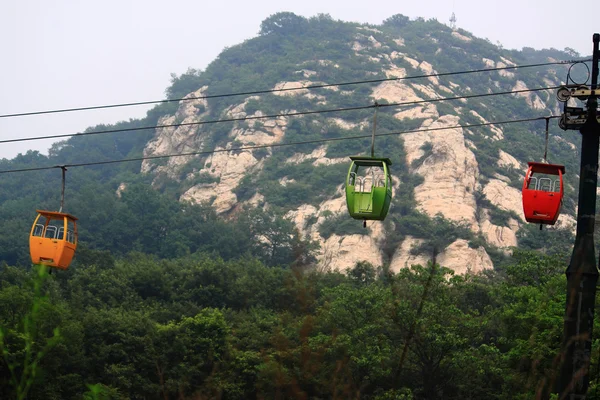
[35,209,78,221]
[527,162,565,174]
[350,156,392,166]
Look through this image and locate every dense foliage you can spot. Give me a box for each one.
[1,251,599,399]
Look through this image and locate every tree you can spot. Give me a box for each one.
[259,12,309,35]
[154,309,229,398]
[242,208,318,267]
[0,266,61,400]
[383,14,410,28]
[563,47,580,57]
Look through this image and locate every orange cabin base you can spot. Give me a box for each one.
[29,210,78,270]
[521,162,565,225]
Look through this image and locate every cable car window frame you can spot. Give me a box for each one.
[553,180,560,192]
[527,176,538,190]
[538,177,553,192]
[33,224,44,237]
[349,171,357,186]
[362,176,373,192]
[66,230,75,244]
[44,226,57,239]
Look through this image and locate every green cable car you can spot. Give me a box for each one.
[345,104,393,226]
[345,156,393,223]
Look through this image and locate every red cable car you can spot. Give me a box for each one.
[522,162,565,225]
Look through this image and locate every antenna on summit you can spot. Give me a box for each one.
[449,0,457,30]
[449,12,457,30]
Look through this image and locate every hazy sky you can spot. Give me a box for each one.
[0,0,597,159]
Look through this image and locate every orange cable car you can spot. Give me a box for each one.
[29,210,78,269]
[29,166,78,270]
[521,162,565,225]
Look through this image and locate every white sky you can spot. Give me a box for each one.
[0,0,597,159]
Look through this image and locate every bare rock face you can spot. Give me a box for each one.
[389,236,430,272]
[393,38,405,46]
[402,55,420,69]
[142,87,209,176]
[243,116,288,145]
[437,239,493,275]
[328,117,361,130]
[403,115,480,229]
[513,80,546,110]
[390,237,493,275]
[372,81,423,103]
[418,60,440,85]
[482,58,495,68]
[313,195,347,228]
[411,83,443,100]
[451,31,472,42]
[169,94,289,213]
[284,193,388,273]
[469,110,503,140]
[286,204,319,232]
[483,179,523,219]
[496,61,515,78]
[556,213,576,231]
[394,104,438,120]
[384,66,407,79]
[181,150,261,213]
[273,81,309,95]
[116,183,127,198]
[497,150,522,170]
[286,146,346,167]
[479,211,519,248]
[272,81,327,103]
[321,234,383,272]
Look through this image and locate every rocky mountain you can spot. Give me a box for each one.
[127,13,585,274]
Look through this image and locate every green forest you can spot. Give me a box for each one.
[1,11,598,399]
[3,250,598,399]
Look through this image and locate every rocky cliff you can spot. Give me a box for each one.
[140,13,580,273]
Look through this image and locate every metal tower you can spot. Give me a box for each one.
[449,12,457,30]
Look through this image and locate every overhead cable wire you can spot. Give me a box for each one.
[0,59,589,119]
[0,85,561,145]
[0,115,560,175]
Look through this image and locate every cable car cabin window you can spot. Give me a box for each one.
[50,220,76,244]
[353,166,385,193]
[526,173,561,193]
[66,219,76,244]
[45,226,57,239]
[362,176,373,192]
[32,224,44,237]
[34,215,73,242]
